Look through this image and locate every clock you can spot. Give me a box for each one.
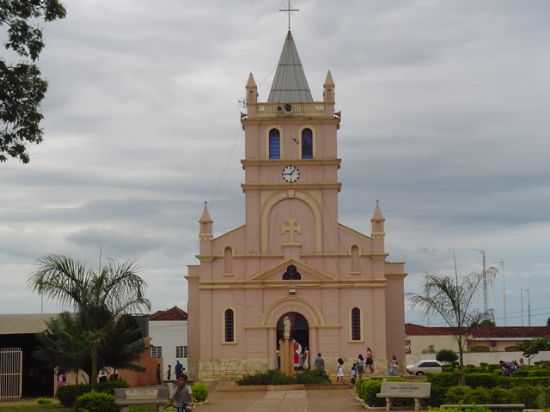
[282,165,300,183]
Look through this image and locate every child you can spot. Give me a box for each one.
[336,358,344,384]
[170,374,193,412]
[366,347,374,373]
[350,363,357,385]
[389,355,399,376]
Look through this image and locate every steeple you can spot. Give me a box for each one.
[199,201,213,240]
[268,31,313,103]
[371,200,385,240]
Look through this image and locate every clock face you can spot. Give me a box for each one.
[282,165,300,183]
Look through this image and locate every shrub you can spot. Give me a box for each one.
[428,372,460,406]
[94,379,128,394]
[464,387,491,404]
[445,386,473,404]
[237,369,295,385]
[464,373,498,388]
[510,385,543,408]
[57,384,91,407]
[192,383,208,402]
[536,387,550,408]
[463,407,491,412]
[36,398,54,405]
[437,350,459,364]
[491,387,518,404]
[74,391,117,412]
[295,369,330,384]
[358,379,384,407]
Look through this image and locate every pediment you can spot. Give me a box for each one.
[250,258,335,282]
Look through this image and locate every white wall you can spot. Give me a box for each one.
[406,350,550,366]
[149,320,187,380]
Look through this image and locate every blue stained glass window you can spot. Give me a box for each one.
[302,128,313,159]
[269,129,280,160]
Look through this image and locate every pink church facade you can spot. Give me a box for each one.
[186,31,407,381]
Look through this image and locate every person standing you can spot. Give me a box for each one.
[336,358,345,384]
[169,374,193,412]
[175,360,183,379]
[167,364,172,381]
[366,347,374,374]
[389,355,399,376]
[350,363,357,385]
[356,354,365,379]
[314,353,325,371]
[156,363,161,384]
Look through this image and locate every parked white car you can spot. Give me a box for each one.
[406,360,443,375]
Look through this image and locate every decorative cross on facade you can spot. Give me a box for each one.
[280,0,299,31]
[281,218,301,245]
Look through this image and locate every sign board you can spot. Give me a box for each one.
[379,382,431,398]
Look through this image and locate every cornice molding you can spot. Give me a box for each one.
[242,183,341,192]
[241,159,341,169]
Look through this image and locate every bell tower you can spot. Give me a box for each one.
[241,30,342,257]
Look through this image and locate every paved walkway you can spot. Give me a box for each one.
[200,388,364,412]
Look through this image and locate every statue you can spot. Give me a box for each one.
[283,315,291,340]
[282,264,301,280]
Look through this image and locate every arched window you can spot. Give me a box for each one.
[224,247,232,274]
[224,309,235,343]
[351,307,362,341]
[351,245,360,273]
[301,128,313,159]
[268,128,281,160]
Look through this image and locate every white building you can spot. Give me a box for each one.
[148,306,188,380]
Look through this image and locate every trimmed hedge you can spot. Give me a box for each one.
[443,384,550,409]
[56,379,128,407]
[74,391,117,412]
[237,369,330,385]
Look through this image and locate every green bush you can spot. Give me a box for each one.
[192,383,208,402]
[56,384,91,407]
[94,379,128,394]
[357,379,384,407]
[510,385,543,408]
[437,350,458,364]
[74,391,117,412]
[237,369,295,385]
[428,373,461,406]
[445,386,473,404]
[295,369,330,384]
[36,397,54,405]
[56,379,128,407]
[464,387,491,404]
[464,373,498,388]
[536,387,550,409]
[462,407,491,412]
[490,387,518,404]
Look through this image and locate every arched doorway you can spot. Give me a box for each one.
[276,312,309,370]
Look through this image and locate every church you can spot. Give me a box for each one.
[186,28,407,381]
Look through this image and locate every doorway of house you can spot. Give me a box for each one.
[276,312,309,369]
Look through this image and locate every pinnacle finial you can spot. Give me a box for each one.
[246,72,257,88]
[199,201,213,223]
[371,200,385,221]
[324,70,335,87]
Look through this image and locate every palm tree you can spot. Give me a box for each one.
[410,272,484,372]
[29,255,151,383]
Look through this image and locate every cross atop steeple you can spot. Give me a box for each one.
[280,0,299,31]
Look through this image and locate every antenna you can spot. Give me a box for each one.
[499,260,506,325]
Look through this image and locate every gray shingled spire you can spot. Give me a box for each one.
[268,31,313,103]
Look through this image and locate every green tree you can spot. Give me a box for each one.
[410,272,484,373]
[29,255,151,383]
[519,336,550,359]
[436,349,458,364]
[0,0,66,163]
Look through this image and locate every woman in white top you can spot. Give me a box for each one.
[336,358,344,384]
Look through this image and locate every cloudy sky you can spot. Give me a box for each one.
[1,0,549,325]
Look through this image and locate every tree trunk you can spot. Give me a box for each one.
[90,345,98,385]
[457,335,465,385]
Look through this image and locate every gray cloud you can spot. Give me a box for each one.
[1,1,549,324]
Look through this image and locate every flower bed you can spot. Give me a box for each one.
[237,369,330,385]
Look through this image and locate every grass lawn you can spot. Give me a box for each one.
[0,400,164,411]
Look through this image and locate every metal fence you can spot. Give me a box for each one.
[0,347,22,401]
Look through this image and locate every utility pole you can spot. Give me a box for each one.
[527,289,532,327]
[520,288,525,326]
[499,260,506,325]
[474,249,488,316]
